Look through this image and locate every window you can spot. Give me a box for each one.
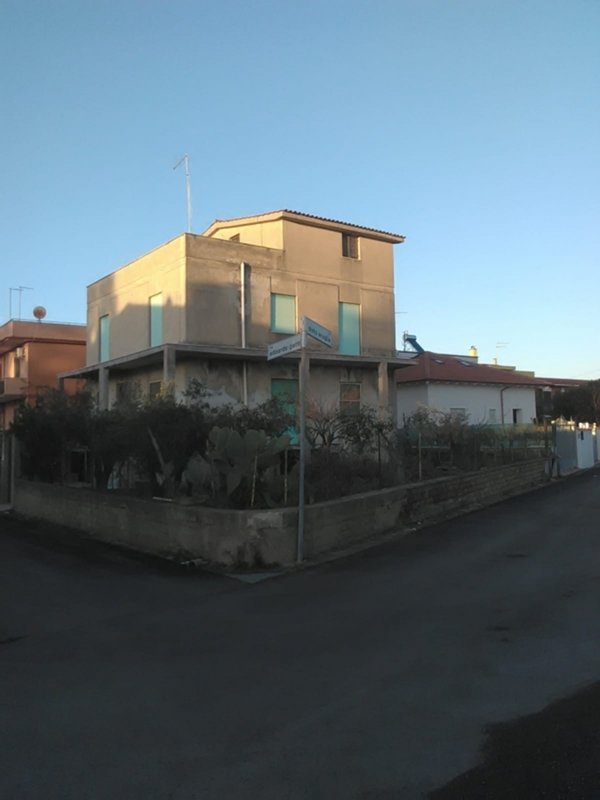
[512,408,522,424]
[488,408,497,424]
[149,293,163,347]
[271,293,296,334]
[116,381,134,405]
[229,233,240,242]
[338,303,360,355]
[99,315,110,362]
[148,381,162,400]
[340,383,361,415]
[342,233,359,259]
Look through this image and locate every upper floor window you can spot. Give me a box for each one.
[99,315,110,362]
[271,293,296,334]
[338,302,360,355]
[342,233,359,259]
[149,293,163,347]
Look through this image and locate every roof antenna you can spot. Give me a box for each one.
[9,286,33,320]
[173,153,193,233]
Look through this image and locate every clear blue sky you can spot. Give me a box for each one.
[2,0,598,379]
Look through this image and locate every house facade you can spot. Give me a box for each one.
[395,351,559,425]
[0,319,86,429]
[62,210,406,415]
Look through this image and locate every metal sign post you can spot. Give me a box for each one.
[297,328,308,563]
[267,317,333,564]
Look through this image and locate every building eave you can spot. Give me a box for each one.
[60,344,413,380]
[202,210,405,244]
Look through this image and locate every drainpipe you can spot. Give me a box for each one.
[500,386,509,426]
[240,262,248,406]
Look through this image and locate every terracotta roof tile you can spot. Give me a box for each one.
[395,352,584,388]
[207,209,405,241]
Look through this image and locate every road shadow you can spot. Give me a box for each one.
[429,680,600,799]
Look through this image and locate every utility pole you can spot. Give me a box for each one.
[173,153,193,233]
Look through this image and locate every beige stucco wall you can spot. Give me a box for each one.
[87,236,187,365]
[207,219,284,250]
[205,216,397,356]
[185,235,283,347]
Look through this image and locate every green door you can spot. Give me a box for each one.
[271,379,299,445]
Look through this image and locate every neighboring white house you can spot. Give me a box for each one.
[395,352,557,425]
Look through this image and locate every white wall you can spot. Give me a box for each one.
[396,384,430,424]
[396,382,537,426]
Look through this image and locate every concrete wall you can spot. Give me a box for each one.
[556,427,596,471]
[99,359,383,412]
[13,480,297,566]
[14,458,547,568]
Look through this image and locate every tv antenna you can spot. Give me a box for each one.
[173,153,193,233]
[9,286,33,320]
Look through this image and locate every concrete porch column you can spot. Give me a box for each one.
[163,346,176,384]
[98,367,109,410]
[377,361,390,418]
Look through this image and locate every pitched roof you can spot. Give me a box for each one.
[202,209,405,243]
[395,352,584,388]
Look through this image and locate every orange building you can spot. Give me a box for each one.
[0,319,86,429]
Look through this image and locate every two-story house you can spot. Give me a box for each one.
[61,210,406,416]
[0,319,86,429]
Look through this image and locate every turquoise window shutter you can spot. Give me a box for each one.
[339,303,360,355]
[271,294,296,334]
[149,293,163,347]
[99,315,110,361]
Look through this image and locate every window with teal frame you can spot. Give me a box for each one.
[99,315,110,362]
[149,293,163,347]
[271,293,296,334]
[338,303,360,355]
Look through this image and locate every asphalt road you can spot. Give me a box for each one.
[2,469,600,799]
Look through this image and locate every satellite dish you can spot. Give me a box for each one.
[33,305,47,321]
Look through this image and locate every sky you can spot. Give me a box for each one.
[1,0,598,379]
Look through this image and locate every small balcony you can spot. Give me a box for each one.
[0,377,26,401]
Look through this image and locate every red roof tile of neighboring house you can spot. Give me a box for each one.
[395,352,584,388]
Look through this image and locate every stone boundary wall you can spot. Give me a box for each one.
[13,458,547,568]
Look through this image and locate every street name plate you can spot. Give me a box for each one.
[303,316,333,348]
[267,333,303,361]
